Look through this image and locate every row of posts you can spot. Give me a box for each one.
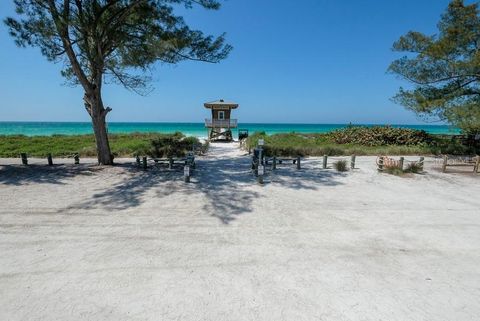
[19,153,79,166]
[254,153,357,184]
[136,155,193,182]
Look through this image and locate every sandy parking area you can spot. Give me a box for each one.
[1,142,479,321]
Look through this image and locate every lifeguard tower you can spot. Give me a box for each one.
[204,99,238,141]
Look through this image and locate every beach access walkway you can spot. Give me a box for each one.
[1,142,480,320]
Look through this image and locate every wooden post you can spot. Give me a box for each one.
[142,156,147,170]
[350,155,356,169]
[442,155,448,173]
[323,155,328,169]
[378,156,384,171]
[419,157,424,171]
[20,153,28,165]
[168,158,173,170]
[257,165,264,184]
[47,153,53,166]
[399,157,404,170]
[296,156,301,170]
[74,154,80,165]
[136,155,140,166]
[184,165,190,183]
[256,149,263,176]
[272,156,277,170]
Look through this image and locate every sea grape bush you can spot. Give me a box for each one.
[328,126,433,146]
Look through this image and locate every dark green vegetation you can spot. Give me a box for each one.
[147,133,202,158]
[245,126,479,157]
[333,160,349,172]
[0,132,204,158]
[389,0,480,134]
[4,0,231,165]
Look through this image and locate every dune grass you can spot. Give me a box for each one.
[0,129,474,158]
[0,133,164,158]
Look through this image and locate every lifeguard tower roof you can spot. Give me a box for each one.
[204,99,239,109]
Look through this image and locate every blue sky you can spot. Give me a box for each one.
[0,0,455,124]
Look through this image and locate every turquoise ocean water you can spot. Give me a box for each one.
[0,122,460,137]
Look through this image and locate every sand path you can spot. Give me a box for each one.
[1,143,480,320]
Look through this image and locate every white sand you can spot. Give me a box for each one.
[1,142,480,320]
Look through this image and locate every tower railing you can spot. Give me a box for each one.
[205,119,238,128]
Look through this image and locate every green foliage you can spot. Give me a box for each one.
[4,0,232,93]
[147,132,200,158]
[0,133,202,158]
[244,127,441,157]
[389,0,480,134]
[327,126,432,146]
[333,160,349,172]
[384,167,405,176]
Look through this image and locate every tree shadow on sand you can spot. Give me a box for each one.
[0,164,101,186]
[64,154,346,224]
[193,155,347,223]
[4,153,346,224]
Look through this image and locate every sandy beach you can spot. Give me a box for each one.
[1,142,480,321]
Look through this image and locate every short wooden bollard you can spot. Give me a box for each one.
[272,156,277,170]
[257,165,264,184]
[184,165,190,183]
[142,156,147,170]
[168,158,173,170]
[135,155,140,166]
[296,156,301,170]
[74,154,80,165]
[21,153,28,165]
[323,155,328,169]
[399,157,404,170]
[378,156,384,171]
[442,155,448,173]
[419,157,424,171]
[351,155,356,169]
[47,153,53,166]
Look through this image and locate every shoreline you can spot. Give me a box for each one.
[0,122,460,137]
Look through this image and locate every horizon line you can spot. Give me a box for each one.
[0,120,452,126]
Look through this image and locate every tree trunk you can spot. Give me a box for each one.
[87,88,113,165]
[92,113,113,165]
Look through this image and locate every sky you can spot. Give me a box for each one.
[0,0,457,124]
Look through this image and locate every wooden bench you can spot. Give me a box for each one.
[442,155,479,173]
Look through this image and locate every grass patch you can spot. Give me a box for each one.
[384,167,405,176]
[0,132,203,158]
[404,162,423,174]
[333,160,349,172]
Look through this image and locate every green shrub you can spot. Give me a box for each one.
[148,132,200,158]
[333,160,349,172]
[385,167,405,176]
[328,126,433,146]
